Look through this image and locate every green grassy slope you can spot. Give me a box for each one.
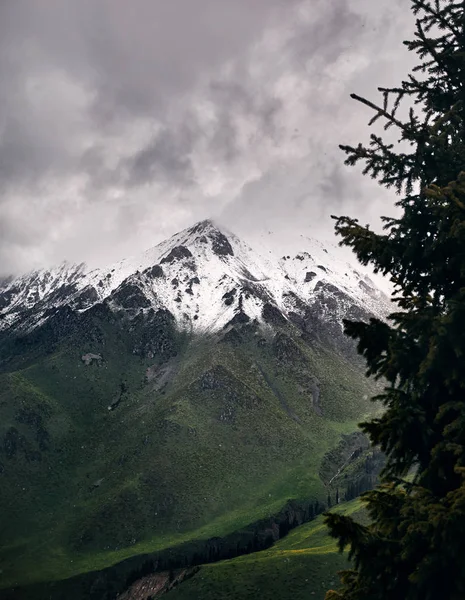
[0,307,378,592]
[163,499,366,600]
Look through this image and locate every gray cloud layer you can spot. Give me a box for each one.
[0,0,415,274]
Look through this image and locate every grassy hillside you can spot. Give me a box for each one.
[0,306,379,594]
[158,499,366,600]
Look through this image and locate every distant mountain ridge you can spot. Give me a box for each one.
[0,219,391,334]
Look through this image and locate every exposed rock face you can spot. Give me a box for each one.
[210,230,234,256]
[130,309,178,360]
[112,283,152,310]
[222,288,237,306]
[319,431,385,504]
[262,303,287,326]
[81,353,102,366]
[225,310,250,328]
[305,271,317,282]
[72,286,100,310]
[117,568,199,600]
[160,246,193,264]
[145,265,164,279]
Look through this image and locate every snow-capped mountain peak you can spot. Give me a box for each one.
[0,220,391,334]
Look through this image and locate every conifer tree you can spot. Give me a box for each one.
[324,2,465,599]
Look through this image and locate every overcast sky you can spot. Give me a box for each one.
[0,0,417,275]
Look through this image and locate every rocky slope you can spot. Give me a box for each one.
[0,220,390,599]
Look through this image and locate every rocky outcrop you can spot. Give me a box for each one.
[81,353,102,366]
[160,246,193,264]
[130,309,178,361]
[224,310,250,328]
[262,303,287,326]
[144,265,164,279]
[209,230,234,257]
[112,283,152,310]
[222,288,237,306]
[117,568,199,600]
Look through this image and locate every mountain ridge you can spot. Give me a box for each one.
[0,219,391,335]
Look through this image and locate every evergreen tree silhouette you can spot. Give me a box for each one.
[324,2,465,599]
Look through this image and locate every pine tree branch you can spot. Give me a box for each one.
[413,0,462,38]
[411,20,463,86]
[350,93,410,133]
[416,20,453,77]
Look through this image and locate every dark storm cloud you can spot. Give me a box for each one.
[208,80,283,160]
[124,125,196,187]
[0,0,291,191]
[120,80,284,187]
[0,0,415,274]
[318,162,353,208]
[288,0,363,68]
[0,0,299,273]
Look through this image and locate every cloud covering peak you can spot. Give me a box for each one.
[0,0,414,275]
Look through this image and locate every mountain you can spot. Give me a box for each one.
[0,220,389,599]
[0,219,389,336]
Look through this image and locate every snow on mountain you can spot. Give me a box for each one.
[0,219,392,333]
[0,262,88,328]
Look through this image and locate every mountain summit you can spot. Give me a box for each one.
[0,219,390,335]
